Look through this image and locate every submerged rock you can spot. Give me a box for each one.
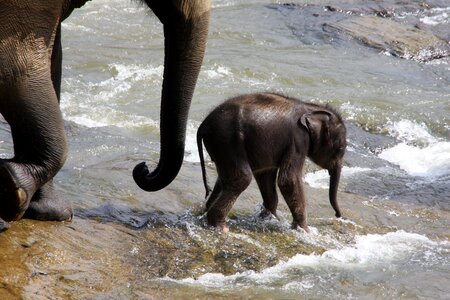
[327,15,449,62]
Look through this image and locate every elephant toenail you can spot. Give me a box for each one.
[15,188,27,207]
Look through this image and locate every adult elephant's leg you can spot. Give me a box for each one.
[51,23,63,101]
[25,180,72,221]
[0,69,67,222]
[25,23,72,222]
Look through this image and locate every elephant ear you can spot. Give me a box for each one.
[299,111,332,144]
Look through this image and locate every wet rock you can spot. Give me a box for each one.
[327,15,449,62]
[346,122,396,155]
[20,236,37,248]
[0,186,449,298]
[271,1,450,62]
[136,219,326,279]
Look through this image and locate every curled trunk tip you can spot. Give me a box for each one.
[133,160,181,192]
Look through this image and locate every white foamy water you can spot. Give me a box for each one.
[386,119,438,145]
[204,64,232,79]
[379,120,450,178]
[106,63,164,83]
[304,167,371,189]
[61,63,163,129]
[62,107,159,129]
[167,231,449,294]
[379,142,450,177]
[420,7,450,26]
[184,121,204,163]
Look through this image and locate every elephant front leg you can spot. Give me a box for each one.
[0,161,34,222]
[277,160,309,232]
[278,177,309,232]
[22,26,72,223]
[0,71,67,222]
[24,179,72,221]
[0,163,21,227]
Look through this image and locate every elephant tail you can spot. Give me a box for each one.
[197,126,211,199]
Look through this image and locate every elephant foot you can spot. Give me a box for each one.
[0,164,31,222]
[0,217,11,233]
[206,216,229,233]
[259,208,279,220]
[24,181,72,222]
[212,223,229,233]
[292,222,310,233]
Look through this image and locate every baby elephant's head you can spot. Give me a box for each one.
[300,109,346,170]
[300,109,347,218]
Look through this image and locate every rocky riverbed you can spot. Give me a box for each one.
[1,161,449,298]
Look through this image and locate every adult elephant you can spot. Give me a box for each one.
[0,0,211,230]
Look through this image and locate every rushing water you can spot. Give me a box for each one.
[0,0,449,299]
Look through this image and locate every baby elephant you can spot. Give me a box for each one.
[197,93,347,232]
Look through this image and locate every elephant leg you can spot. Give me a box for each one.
[0,161,30,222]
[22,23,71,222]
[206,162,252,232]
[51,23,62,102]
[24,179,72,221]
[277,158,309,232]
[0,71,67,222]
[254,170,279,219]
[205,179,222,211]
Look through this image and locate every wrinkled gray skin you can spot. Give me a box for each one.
[0,0,210,231]
[197,93,347,232]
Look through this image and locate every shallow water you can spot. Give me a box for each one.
[1,0,449,299]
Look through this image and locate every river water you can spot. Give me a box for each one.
[0,0,449,299]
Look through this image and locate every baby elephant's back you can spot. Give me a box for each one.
[199,93,303,168]
[238,93,299,131]
[202,93,299,138]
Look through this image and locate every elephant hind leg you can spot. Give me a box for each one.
[206,162,252,232]
[254,169,279,219]
[24,179,72,221]
[205,179,222,211]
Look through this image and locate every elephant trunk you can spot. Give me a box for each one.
[133,4,210,191]
[328,164,342,218]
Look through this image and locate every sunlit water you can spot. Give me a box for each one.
[1,0,449,298]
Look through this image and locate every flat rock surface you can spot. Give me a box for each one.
[270,1,450,62]
[328,15,449,61]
